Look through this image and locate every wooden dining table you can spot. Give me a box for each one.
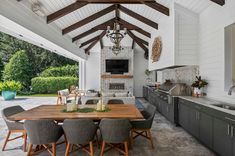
[9,104,144,121]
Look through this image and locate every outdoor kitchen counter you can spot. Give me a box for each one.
[179,96,235,116]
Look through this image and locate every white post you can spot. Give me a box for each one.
[79,59,86,90]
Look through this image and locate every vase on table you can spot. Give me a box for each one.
[193,87,203,97]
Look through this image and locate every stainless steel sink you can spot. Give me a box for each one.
[212,104,235,110]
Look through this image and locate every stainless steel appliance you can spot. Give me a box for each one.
[154,81,191,125]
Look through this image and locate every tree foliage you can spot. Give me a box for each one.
[3,51,32,89]
[0,57,3,81]
[40,65,79,77]
[0,32,78,77]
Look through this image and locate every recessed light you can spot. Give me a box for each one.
[40,43,43,46]
[19,34,23,37]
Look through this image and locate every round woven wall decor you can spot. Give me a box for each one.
[151,37,162,63]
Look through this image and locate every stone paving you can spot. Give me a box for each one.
[0,97,216,156]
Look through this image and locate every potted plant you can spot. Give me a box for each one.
[191,76,208,97]
[0,81,22,100]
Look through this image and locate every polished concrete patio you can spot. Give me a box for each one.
[0,97,215,156]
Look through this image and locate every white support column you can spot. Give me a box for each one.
[79,59,86,90]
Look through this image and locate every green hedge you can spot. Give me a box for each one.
[40,65,78,77]
[31,77,78,94]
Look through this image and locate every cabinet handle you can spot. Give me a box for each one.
[225,117,235,122]
[232,126,234,137]
[198,112,200,120]
[228,124,230,136]
[196,112,198,120]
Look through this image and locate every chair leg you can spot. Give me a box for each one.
[65,143,71,156]
[147,130,154,149]
[2,131,11,151]
[89,141,94,156]
[23,132,27,152]
[100,141,105,156]
[130,130,134,148]
[27,144,33,156]
[52,143,56,156]
[124,141,129,156]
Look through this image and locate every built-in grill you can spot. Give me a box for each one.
[154,80,191,125]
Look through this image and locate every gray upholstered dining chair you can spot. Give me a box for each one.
[130,104,156,149]
[85,99,99,105]
[24,119,64,156]
[107,99,124,104]
[1,105,27,152]
[62,119,98,156]
[99,119,131,156]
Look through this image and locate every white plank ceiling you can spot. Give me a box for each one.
[27,0,213,52]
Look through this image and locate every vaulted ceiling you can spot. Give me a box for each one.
[25,0,225,55]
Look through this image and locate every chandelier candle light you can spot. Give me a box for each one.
[106,22,127,55]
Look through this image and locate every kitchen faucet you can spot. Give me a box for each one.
[228,85,235,95]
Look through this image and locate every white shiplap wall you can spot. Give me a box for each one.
[174,4,199,65]
[199,0,235,103]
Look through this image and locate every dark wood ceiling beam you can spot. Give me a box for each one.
[72,29,97,42]
[100,39,104,49]
[85,30,106,54]
[127,30,148,53]
[132,40,135,49]
[119,5,158,30]
[210,0,225,5]
[79,35,100,48]
[47,2,88,23]
[118,18,151,38]
[143,2,169,16]
[72,18,115,42]
[76,0,155,4]
[115,4,120,18]
[62,5,116,35]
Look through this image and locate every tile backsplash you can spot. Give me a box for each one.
[161,66,199,85]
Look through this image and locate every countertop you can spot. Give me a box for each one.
[179,96,235,116]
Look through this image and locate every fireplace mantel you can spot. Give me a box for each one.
[101,75,133,79]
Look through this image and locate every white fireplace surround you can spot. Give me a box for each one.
[101,47,134,94]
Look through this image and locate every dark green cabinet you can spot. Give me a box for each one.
[199,112,213,149]
[178,101,190,131]
[213,117,232,156]
[178,99,213,151]
[189,108,199,138]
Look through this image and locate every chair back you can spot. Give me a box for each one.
[99,119,131,143]
[63,119,98,144]
[143,104,156,128]
[1,105,25,130]
[85,99,99,105]
[107,99,124,104]
[24,120,63,145]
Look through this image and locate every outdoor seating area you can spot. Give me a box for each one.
[1,98,155,156]
[0,97,215,156]
[1,0,234,156]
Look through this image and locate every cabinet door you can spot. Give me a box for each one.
[213,118,232,156]
[199,111,213,149]
[189,108,199,138]
[156,98,162,113]
[143,87,146,99]
[168,103,174,123]
[178,103,190,131]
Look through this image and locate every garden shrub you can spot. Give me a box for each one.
[3,50,32,89]
[40,65,78,77]
[31,77,78,94]
[0,57,3,81]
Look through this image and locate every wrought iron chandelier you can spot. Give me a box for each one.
[106,22,127,55]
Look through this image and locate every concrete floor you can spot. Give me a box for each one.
[0,97,216,156]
